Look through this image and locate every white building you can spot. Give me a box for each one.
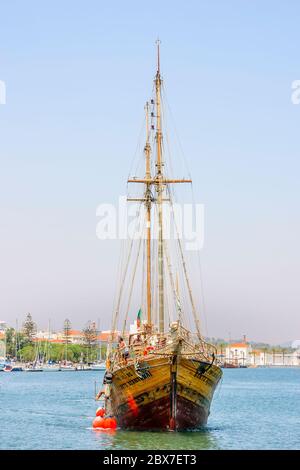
[225,341,252,366]
[252,349,300,367]
[35,330,60,341]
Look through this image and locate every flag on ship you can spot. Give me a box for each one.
[137,308,142,328]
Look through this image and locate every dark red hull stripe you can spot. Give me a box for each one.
[116,394,210,430]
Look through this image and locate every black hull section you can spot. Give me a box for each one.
[116,394,209,431]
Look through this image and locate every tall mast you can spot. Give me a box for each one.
[155,39,164,333]
[128,42,192,334]
[144,102,152,326]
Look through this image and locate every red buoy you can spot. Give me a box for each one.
[110,417,117,429]
[96,407,105,417]
[92,416,105,428]
[102,417,117,429]
[102,418,111,429]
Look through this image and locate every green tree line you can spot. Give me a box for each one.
[3,313,106,363]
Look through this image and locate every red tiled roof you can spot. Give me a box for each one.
[97,332,120,342]
[229,342,249,348]
[68,330,82,336]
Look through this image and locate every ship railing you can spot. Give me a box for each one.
[111,334,167,368]
[169,324,218,361]
[111,330,218,369]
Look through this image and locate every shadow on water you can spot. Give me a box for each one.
[91,427,220,450]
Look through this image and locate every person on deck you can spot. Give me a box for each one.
[118,336,129,363]
[132,334,144,356]
[132,334,142,345]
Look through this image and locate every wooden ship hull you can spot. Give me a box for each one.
[110,349,222,431]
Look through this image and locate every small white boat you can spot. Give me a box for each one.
[59,363,77,371]
[24,366,43,372]
[90,361,106,371]
[75,363,91,371]
[43,365,60,372]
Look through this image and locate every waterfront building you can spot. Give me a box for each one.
[35,330,60,341]
[253,349,300,367]
[33,328,121,345]
[225,340,252,366]
[63,329,83,344]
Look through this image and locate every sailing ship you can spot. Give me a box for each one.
[102,43,222,431]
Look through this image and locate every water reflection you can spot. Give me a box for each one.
[91,427,219,450]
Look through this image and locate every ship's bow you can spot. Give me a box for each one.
[110,352,222,431]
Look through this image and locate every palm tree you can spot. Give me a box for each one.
[218,342,227,359]
[261,347,269,366]
[281,347,288,366]
[271,348,277,366]
[63,319,72,361]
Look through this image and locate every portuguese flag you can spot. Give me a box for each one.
[137,308,142,328]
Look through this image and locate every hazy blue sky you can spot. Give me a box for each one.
[0,1,299,344]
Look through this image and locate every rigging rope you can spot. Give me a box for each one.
[140,237,146,313]
[122,233,143,336]
[161,83,207,340]
[163,240,182,324]
[167,185,202,341]
[110,203,143,344]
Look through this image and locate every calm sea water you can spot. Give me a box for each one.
[0,368,299,450]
